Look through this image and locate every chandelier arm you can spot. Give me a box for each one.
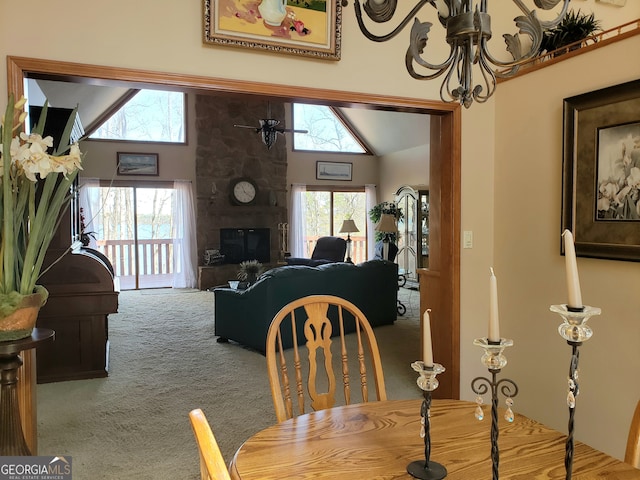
[514,0,571,30]
[481,40,538,68]
[441,49,467,105]
[472,51,497,103]
[407,19,458,72]
[406,51,451,81]
[494,65,520,79]
[354,0,431,43]
[480,13,544,68]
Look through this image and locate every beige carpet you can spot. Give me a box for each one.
[36,287,422,479]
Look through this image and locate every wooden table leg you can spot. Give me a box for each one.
[0,352,31,455]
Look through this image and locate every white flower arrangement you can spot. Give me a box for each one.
[0,94,83,314]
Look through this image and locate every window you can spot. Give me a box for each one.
[89,90,185,143]
[303,189,368,263]
[292,103,367,153]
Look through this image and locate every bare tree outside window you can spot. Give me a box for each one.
[293,104,365,153]
[304,190,367,263]
[90,90,185,143]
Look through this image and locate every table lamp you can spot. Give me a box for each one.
[339,219,359,263]
[376,213,397,261]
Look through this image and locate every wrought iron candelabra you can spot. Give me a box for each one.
[471,338,519,480]
[408,361,447,480]
[550,304,601,480]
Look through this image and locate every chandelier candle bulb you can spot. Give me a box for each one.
[422,309,434,367]
[433,0,450,18]
[562,230,583,310]
[488,268,500,342]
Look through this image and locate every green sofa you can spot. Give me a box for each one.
[213,260,398,353]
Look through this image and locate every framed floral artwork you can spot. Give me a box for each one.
[203,0,342,61]
[562,79,640,261]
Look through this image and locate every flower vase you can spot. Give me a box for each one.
[258,0,287,26]
[0,290,47,342]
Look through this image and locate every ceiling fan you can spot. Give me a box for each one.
[234,103,308,150]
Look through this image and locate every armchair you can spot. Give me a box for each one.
[286,236,346,266]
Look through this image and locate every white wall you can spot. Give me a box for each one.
[494,34,640,460]
[378,145,430,203]
[2,0,639,462]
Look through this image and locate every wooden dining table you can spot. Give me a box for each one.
[230,399,639,480]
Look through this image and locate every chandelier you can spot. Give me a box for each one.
[354,0,571,108]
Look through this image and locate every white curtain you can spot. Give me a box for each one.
[78,178,101,250]
[172,180,198,289]
[365,184,377,260]
[290,184,307,257]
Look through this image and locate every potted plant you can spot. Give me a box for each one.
[0,94,83,340]
[237,259,264,288]
[540,9,603,56]
[368,201,403,243]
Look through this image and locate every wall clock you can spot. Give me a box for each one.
[230,177,258,205]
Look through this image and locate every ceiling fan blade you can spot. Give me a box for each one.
[274,128,309,134]
[233,124,260,129]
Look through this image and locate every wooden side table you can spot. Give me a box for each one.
[0,328,54,455]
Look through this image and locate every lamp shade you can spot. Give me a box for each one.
[339,219,359,234]
[375,213,397,234]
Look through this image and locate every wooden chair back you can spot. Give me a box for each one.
[188,408,231,480]
[266,294,387,423]
[625,400,640,468]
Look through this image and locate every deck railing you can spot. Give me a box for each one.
[96,239,174,278]
[97,235,369,281]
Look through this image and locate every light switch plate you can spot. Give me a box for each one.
[463,231,473,249]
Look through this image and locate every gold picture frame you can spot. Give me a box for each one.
[203,1,342,60]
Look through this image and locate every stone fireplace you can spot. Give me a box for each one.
[194,94,288,288]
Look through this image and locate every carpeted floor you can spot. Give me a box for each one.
[36,287,422,479]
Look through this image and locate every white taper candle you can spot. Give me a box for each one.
[488,267,500,342]
[423,309,434,367]
[562,229,583,309]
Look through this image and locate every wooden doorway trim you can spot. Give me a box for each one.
[6,56,461,447]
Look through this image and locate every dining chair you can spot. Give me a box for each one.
[188,408,231,480]
[625,399,640,468]
[266,294,387,423]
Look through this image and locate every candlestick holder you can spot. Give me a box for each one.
[550,304,601,480]
[471,338,519,480]
[407,361,447,480]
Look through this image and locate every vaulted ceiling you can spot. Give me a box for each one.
[28,78,430,157]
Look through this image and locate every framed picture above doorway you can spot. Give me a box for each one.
[117,152,159,176]
[202,0,342,60]
[316,161,352,181]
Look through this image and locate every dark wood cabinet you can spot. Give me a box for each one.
[36,249,118,383]
[35,180,119,383]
